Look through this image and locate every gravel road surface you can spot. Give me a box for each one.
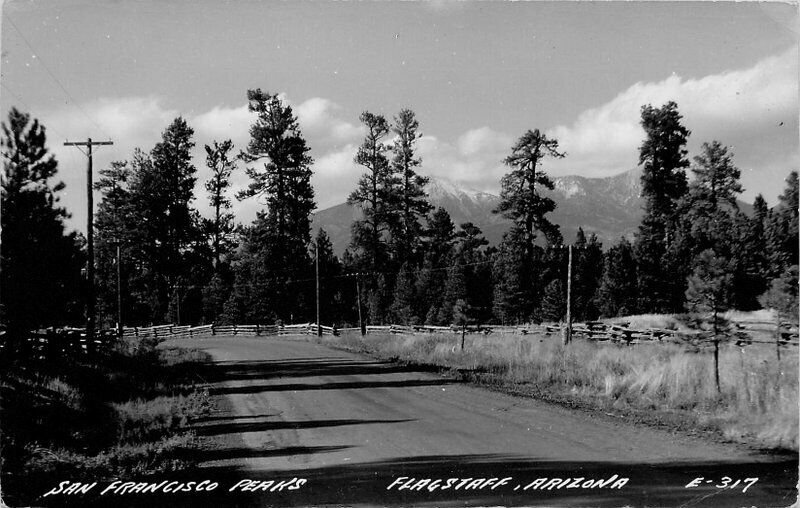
[163,335,797,507]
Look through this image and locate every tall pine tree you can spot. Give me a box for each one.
[348,112,397,271]
[389,109,431,265]
[634,102,690,313]
[231,90,316,322]
[492,129,564,322]
[1,108,84,339]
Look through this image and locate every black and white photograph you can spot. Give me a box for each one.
[0,1,798,506]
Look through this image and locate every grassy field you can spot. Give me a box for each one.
[0,336,211,504]
[321,327,798,451]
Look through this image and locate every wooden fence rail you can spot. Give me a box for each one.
[4,318,796,361]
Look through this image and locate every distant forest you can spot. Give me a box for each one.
[2,92,798,332]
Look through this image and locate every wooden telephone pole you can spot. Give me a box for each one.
[316,239,322,337]
[564,244,573,345]
[64,138,113,345]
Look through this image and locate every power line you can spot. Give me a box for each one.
[5,14,113,141]
[1,82,75,148]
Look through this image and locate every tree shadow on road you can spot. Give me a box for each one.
[197,357,443,383]
[208,378,459,396]
[195,418,415,437]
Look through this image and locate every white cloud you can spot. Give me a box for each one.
[545,46,799,184]
[193,104,251,148]
[42,46,800,234]
[295,97,363,149]
[417,129,510,192]
[311,143,362,209]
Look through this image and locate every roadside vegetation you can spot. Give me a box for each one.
[0,337,211,504]
[322,324,798,452]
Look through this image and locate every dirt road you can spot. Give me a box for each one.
[172,335,796,507]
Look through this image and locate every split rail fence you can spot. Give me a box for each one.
[3,318,797,361]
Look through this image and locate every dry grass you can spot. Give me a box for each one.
[324,330,799,450]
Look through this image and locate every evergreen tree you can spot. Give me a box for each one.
[766,171,799,275]
[233,90,316,322]
[423,207,456,263]
[1,108,84,339]
[204,139,237,269]
[347,111,397,271]
[123,118,200,322]
[437,261,467,325]
[634,101,690,313]
[492,129,563,322]
[571,229,603,321]
[455,222,492,323]
[685,249,734,393]
[414,208,456,320]
[390,262,417,324]
[673,141,745,312]
[492,229,529,324]
[238,89,315,245]
[759,265,799,326]
[389,109,432,265]
[595,237,638,317]
[540,279,566,322]
[94,160,140,327]
[494,129,564,255]
[367,273,392,325]
[312,228,343,325]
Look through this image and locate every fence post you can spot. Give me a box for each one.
[256,324,261,336]
[233,324,238,336]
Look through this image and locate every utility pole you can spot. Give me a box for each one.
[116,240,122,338]
[65,138,113,347]
[316,239,322,337]
[564,244,573,345]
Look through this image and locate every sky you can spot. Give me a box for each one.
[1,0,798,233]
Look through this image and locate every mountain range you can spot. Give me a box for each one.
[311,168,647,256]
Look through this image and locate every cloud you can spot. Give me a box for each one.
[44,94,367,231]
[41,46,799,234]
[295,97,363,151]
[311,143,362,209]
[545,46,799,187]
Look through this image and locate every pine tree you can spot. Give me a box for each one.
[492,129,563,323]
[766,171,799,275]
[437,262,467,325]
[634,101,690,313]
[492,229,529,324]
[238,89,315,246]
[414,208,456,320]
[123,118,200,322]
[234,90,316,322]
[571,229,603,321]
[456,222,492,323]
[494,129,564,255]
[1,108,85,340]
[673,141,745,313]
[390,262,417,324]
[94,160,136,327]
[595,237,638,317]
[389,109,432,265]
[540,279,566,322]
[312,229,343,325]
[204,139,237,270]
[685,249,734,393]
[348,111,397,271]
[423,207,456,263]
